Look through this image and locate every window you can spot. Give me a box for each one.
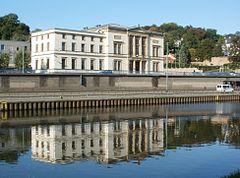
[153,62,159,72]
[99,59,103,70]
[118,43,121,55]
[41,43,44,51]
[82,36,85,41]
[41,35,43,40]
[135,36,140,56]
[0,44,5,50]
[72,124,76,135]
[99,45,103,53]
[41,59,44,70]
[72,141,76,150]
[99,139,103,147]
[62,42,66,51]
[142,61,146,72]
[47,142,50,151]
[90,44,94,53]
[62,58,66,69]
[62,142,66,150]
[47,42,50,51]
[72,43,76,51]
[153,46,159,57]
[114,42,122,55]
[81,44,85,52]
[81,140,85,148]
[129,36,133,56]
[114,61,117,70]
[35,60,38,69]
[100,37,103,42]
[114,43,117,54]
[91,36,94,41]
[72,58,76,69]
[47,126,50,136]
[62,125,66,136]
[81,58,86,70]
[35,44,38,52]
[72,34,75,40]
[46,58,50,69]
[90,59,95,70]
[62,34,66,39]
[47,34,49,39]
[142,37,146,56]
[114,60,121,71]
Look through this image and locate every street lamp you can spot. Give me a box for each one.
[22,47,25,73]
[165,42,169,92]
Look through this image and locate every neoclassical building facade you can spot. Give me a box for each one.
[31,24,164,74]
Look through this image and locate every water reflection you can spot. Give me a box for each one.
[1,103,240,166]
[0,128,30,163]
[31,118,164,164]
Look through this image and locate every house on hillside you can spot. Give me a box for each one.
[0,40,30,67]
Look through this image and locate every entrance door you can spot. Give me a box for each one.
[135,61,140,73]
[129,61,133,73]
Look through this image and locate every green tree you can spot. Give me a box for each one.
[179,44,190,66]
[188,48,197,61]
[195,39,215,61]
[0,13,30,41]
[0,53,10,68]
[15,49,30,69]
[145,23,223,64]
[229,35,240,60]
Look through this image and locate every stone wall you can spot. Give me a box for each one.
[0,74,236,92]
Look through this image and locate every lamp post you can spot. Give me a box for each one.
[22,47,24,73]
[165,42,169,92]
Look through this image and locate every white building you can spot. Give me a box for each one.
[31,24,164,74]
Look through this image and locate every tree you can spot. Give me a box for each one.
[15,49,30,69]
[0,53,9,68]
[179,44,190,66]
[145,23,223,64]
[0,13,30,41]
[212,37,224,57]
[188,48,197,61]
[229,35,240,60]
[195,39,215,61]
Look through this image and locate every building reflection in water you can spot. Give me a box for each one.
[0,128,30,163]
[31,118,164,164]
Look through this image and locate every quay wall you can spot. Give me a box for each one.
[0,74,237,92]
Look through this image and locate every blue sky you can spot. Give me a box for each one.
[1,0,239,35]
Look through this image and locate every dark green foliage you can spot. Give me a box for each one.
[145,23,224,62]
[15,50,30,69]
[222,170,240,178]
[229,35,240,59]
[0,13,30,41]
[0,53,10,68]
[179,44,190,65]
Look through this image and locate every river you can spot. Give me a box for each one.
[0,103,240,178]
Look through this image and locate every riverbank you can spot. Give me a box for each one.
[0,90,240,111]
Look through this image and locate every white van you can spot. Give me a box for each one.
[216,84,234,92]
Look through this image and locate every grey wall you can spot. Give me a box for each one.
[0,74,236,92]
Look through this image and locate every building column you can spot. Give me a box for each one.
[139,61,142,73]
